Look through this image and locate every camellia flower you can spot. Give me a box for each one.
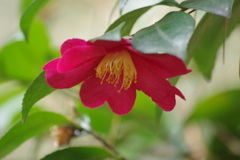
[43,38,190,115]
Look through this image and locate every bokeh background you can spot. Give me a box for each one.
[0,0,240,159]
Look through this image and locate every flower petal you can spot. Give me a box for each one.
[80,77,108,109]
[142,54,191,78]
[43,58,60,70]
[133,55,185,111]
[107,85,136,115]
[60,38,87,55]
[57,45,107,73]
[44,58,100,89]
[90,39,131,53]
[125,46,190,78]
[80,76,136,115]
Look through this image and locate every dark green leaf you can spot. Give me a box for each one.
[21,71,56,123]
[132,11,195,59]
[20,0,49,41]
[106,0,180,36]
[0,111,73,159]
[181,0,235,18]
[188,0,240,80]
[92,22,125,41]
[40,147,116,160]
[107,7,151,36]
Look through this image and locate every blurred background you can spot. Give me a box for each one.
[0,0,240,159]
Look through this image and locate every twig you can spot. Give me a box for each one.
[188,9,196,14]
[180,8,188,12]
[86,130,127,160]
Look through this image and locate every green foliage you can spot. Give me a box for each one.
[181,0,235,18]
[106,0,180,36]
[187,89,240,128]
[0,0,239,159]
[106,6,151,36]
[187,89,240,159]
[188,0,240,80]
[21,71,56,123]
[20,0,35,13]
[92,23,125,41]
[20,0,49,41]
[132,11,195,59]
[0,20,52,82]
[0,112,74,159]
[40,147,116,160]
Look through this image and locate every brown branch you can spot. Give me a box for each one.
[188,9,196,14]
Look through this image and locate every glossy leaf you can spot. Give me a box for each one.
[40,147,116,160]
[92,23,125,41]
[188,0,240,80]
[132,11,195,59]
[20,0,49,41]
[0,112,73,159]
[21,71,56,123]
[181,0,235,18]
[106,0,179,36]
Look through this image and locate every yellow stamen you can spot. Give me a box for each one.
[95,50,137,92]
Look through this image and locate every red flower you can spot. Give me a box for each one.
[43,38,190,115]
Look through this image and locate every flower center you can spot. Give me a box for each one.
[95,50,137,92]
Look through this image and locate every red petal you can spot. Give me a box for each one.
[60,39,87,55]
[108,85,136,115]
[44,59,100,89]
[43,58,60,70]
[133,55,185,111]
[57,46,106,73]
[80,76,136,115]
[126,46,190,78]
[90,39,131,53]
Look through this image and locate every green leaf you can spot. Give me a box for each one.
[40,147,116,160]
[107,7,150,36]
[20,0,49,41]
[0,20,52,82]
[21,71,56,123]
[92,22,125,41]
[0,111,73,159]
[181,0,235,18]
[20,0,35,13]
[132,11,195,59]
[106,0,180,37]
[188,0,240,80]
[187,89,240,128]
